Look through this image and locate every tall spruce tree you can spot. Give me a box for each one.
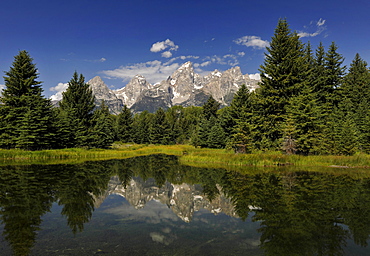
[342,53,370,153]
[342,53,370,110]
[284,84,323,155]
[256,18,305,149]
[281,42,324,155]
[149,108,171,144]
[132,111,152,144]
[195,96,222,148]
[224,84,255,152]
[116,105,133,143]
[318,42,346,154]
[165,106,187,144]
[0,50,54,150]
[90,101,115,148]
[323,42,345,106]
[312,42,327,101]
[58,71,95,147]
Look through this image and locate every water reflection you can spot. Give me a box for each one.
[1,155,370,255]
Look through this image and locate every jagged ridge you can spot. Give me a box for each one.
[87,61,260,113]
[93,176,238,223]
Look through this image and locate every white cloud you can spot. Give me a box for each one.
[149,232,176,245]
[298,18,327,38]
[150,39,179,58]
[102,60,180,84]
[84,57,107,63]
[101,50,245,86]
[163,55,199,66]
[180,55,199,60]
[317,18,326,26]
[200,61,211,67]
[49,82,69,101]
[249,73,261,80]
[161,51,173,58]
[0,84,5,96]
[223,54,239,66]
[234,36,269,49]
[204,38,216,43]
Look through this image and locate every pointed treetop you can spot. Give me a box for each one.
[2,50,42,102]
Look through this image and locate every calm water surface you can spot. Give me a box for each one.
[0,155,370,255]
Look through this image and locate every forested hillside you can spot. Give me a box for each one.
[0,19,369,155]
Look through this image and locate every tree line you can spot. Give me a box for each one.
[0,19,369,155]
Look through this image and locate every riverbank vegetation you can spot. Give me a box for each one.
[0,19,369,157]
[0,144,369,169]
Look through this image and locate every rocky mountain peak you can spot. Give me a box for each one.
[88,76,105,85]
[62,62,261,114]
[133,75,151,87]
[114,74,153,108]
[210,69,222,77]
[168,61,197,85]
[178,61,193,71]
[87,76,123,115]
[88,76,112,96]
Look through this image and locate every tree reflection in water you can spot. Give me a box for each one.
[0,155,370,255]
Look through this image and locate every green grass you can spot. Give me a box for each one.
[180,149,370,169]
[0,144,369,169]
[0,144,191,165]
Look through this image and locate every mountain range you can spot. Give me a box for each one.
[87,61,260,114]
[93,175,238,223]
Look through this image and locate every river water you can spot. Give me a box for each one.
[0,154,369,255]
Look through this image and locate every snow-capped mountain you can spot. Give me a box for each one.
[86,61,260,113]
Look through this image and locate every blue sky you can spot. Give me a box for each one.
[1,0,369,99]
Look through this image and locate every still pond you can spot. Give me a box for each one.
[1,154,370,255]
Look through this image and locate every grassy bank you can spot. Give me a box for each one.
[179,148,370,169]
[0,144,369,168]
[0,144,191,165]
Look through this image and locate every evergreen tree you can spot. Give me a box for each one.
[196,115,214,148]
[149,108,171,144]
[223,84,255,152]
[256,18,305,149]
[202,96,220,120]
[16,95,55,150]
[207,120,226,149]
[227,121,254,153]
[165,106,185,144]
[323,42,346,106]
[326,101,358,155]
[116,105,133,143]
[58,72,95,147]
[132,111,152,144]
[195,96,222,148]
[343,53,370,109]
[218,106,234,139]
[284,84,323,155]
[229,84,253,121]
[281,42,324,155]
[318,42,346,153]
[342,54,370,153]
[52,108,74,148]
[90,101,115,148]
[312,42,327,100]
[0,50,54,150]
[355,99,370,153]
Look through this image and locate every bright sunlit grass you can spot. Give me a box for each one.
[0,144,369,169]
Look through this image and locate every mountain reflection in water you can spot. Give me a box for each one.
[1,154,370,255]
